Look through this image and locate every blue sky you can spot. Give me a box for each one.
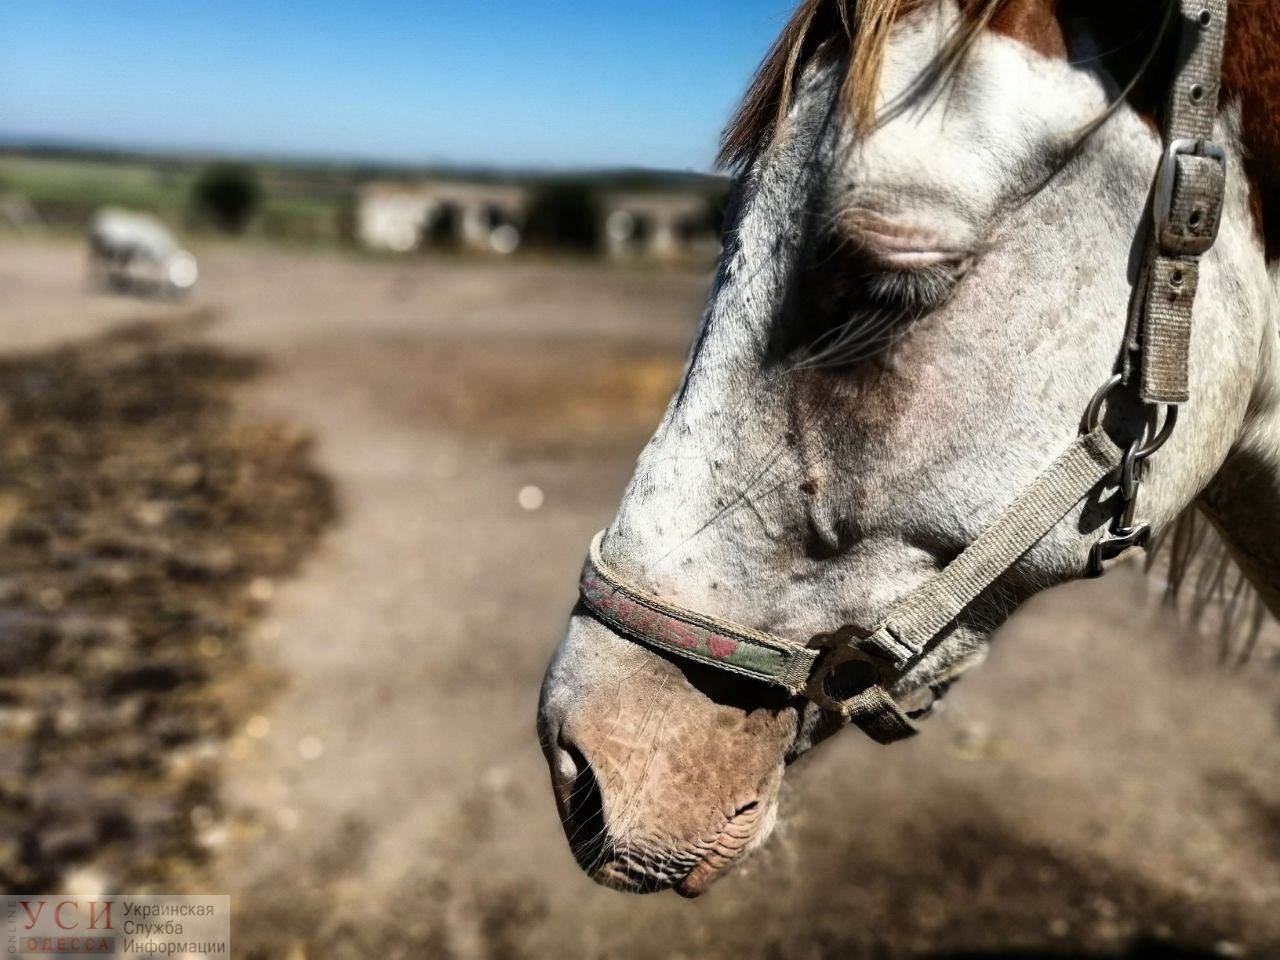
[0,1,796,171]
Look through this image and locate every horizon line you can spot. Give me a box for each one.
[0,131,730,181]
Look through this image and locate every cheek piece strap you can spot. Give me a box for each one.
[578,0,1227,745]
[580,426,1122,744]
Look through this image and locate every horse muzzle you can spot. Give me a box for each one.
[542,716,778,895]
[538,612,791,895]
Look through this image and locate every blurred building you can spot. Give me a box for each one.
[601,191,720,261]
[357,179,721,261]
[357,181,527,254]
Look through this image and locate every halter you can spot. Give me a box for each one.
[578,0,1230,744]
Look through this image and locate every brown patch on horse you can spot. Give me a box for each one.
[986,0,1068,59]
[1221,0,1280,262]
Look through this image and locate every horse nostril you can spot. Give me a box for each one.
[550,737,608,869]
[548,736,581,801]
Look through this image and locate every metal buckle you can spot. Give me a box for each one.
[1088,522,1151,577]
[804,626,896,716]
[1087,440,1151,578]
[1082,373,1180,578]
[1152,138,1226,256]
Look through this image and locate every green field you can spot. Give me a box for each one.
[0,152,352,242]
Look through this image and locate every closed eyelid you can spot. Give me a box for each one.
[834,211,977,271]
[812,218,973,312]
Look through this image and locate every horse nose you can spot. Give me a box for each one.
[542,727,608,864]
[545,732,581,817]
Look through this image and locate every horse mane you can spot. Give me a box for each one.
[717,0,1192,168]
[1151,509,1272,664]
[719,0,1006,168]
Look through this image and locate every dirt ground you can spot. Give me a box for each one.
[1,238,1278,959]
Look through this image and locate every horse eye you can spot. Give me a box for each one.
[779,226,964,367]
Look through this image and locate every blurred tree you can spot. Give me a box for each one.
[524,181,601,252]
[334,194,358,247]
[423,202,461,250]
[191,163,262,234]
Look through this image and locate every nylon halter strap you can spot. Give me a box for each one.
[581,427,1122,744]
[578,0,1228,745]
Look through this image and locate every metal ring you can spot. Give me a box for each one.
[804,628,891,715]
[1082,373,1178,461]
[1083,373,1123,433]
[1134,404,1177,460]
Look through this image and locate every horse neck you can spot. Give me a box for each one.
[1188,0,1280,610]
[1199,270,1280,612]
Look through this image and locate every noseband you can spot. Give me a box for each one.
[578,0,1229,744]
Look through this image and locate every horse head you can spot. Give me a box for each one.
[538,0,1280,896]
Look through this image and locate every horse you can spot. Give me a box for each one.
[537,0,1280,897]
[88,207,199,299]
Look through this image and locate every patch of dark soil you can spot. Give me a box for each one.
[931,945,1225,959]
[780,816,1271,960]
[1202,770,1280,864]
[0,314,335,893]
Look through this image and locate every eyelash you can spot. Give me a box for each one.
[791,301,921,369]
[778,232,965,368]
[857,262,965,311]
